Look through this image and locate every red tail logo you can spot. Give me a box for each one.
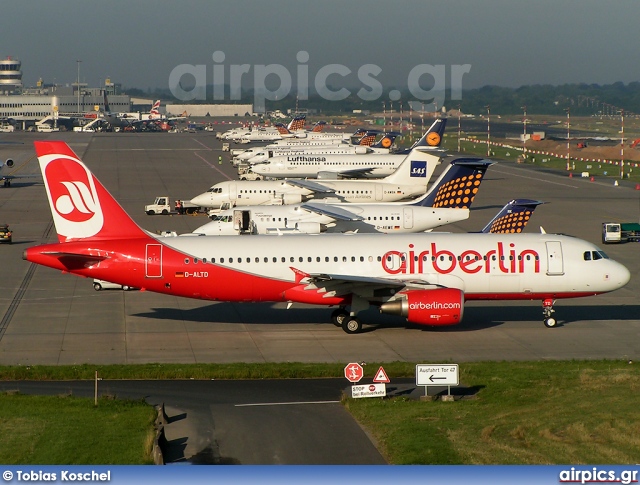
[40,152,104,240]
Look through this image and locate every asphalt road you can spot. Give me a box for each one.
[0,378,397,464]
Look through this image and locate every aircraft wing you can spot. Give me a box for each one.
[335,167,377,178]
[290,270,446,299]
[284,179,336,194]
[300,202,364,221]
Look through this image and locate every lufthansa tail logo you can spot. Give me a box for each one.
[426,132,441,146]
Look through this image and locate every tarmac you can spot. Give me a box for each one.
[0,129,639,366]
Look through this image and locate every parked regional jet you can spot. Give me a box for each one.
[193,159,493,235]
[241,132,402,166]
[0,158,40,187]
[192,148,440,210]
[26,141,630,333]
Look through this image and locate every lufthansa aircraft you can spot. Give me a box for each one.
[250,119,447,179]
[25,142,630,333]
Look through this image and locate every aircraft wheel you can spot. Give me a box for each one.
[544,317,557,328]
[93,282,102,291]
[331,309,349,327]
[342,317,362,334]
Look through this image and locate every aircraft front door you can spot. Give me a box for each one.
[545,241,564,275]
[229,183,237,201]
[145,244,163,278]
[403,208,414,229]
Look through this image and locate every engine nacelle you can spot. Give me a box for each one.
[380,288,464,326]
[317,171,340,180]
[294,222,326,234]
[281,193,302,205]
[5,159,14,167]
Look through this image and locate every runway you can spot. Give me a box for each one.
[0,130,638,365]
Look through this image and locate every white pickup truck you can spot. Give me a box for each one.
[145,196,202,215]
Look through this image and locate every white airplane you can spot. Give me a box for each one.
[250,119,447,179]
[26,141,631,333]
[192,148,440,210]
[241,132,401,166]
[0,158,40,187]
[232,128,372,164]
[193,158,493,235]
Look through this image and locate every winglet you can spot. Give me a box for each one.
[290,266,310,284]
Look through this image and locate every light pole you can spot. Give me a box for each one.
[76,59,82,113]
[620,109,625,179]
[521,105,527,160]
[565,108,570,170]
[485,105,490,157]
[457,104,461,152]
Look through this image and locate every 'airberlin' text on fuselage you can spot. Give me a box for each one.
[381,242,541,275]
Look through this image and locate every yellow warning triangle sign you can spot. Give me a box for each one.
[373,366,390,383]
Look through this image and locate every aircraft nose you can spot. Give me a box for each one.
[617,262,631,287]
[190,194,207,206]
[608,260,631,289]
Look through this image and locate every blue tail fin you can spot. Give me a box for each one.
[357,130,379,146]
[410,158,494,208]
[480,199,544,233]
[371,131,401,149]
[103,91,111,114]
[413,118,447,149]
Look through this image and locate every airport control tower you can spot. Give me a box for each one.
[0,56,22,95]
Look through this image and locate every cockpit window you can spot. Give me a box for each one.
[584,250,609,261]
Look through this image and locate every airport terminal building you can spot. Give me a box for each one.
[0,56,130,128]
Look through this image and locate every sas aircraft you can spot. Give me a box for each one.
[191,148,440,210]
[25,141,630,333]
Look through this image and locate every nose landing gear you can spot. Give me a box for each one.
[542,298,557,328]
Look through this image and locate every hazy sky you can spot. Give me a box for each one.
[3,0,639,96]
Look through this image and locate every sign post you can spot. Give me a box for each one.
[416,364,459,400]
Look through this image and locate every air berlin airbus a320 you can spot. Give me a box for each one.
[24,141,630,334]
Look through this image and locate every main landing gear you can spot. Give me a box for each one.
[331,308,363,334]
[542,298,557,328]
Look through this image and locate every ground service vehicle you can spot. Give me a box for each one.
[145,196,202,215]
[0,224,12,243]
[93,279,136,291]
[602,222,640,243]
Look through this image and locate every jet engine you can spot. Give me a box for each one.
[379,288,464,326]
[294,222,327,234]
[5,159,13,167]
[281,193,302,204]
